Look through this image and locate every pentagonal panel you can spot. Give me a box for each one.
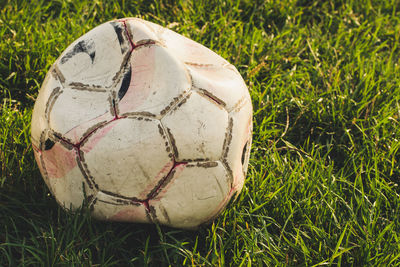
[48,89,113,144]
[150,161,230,229]
[31,70,62,147]
[82,117,173,199]
[124,18,159,44]
[188,64,250,111]
[139,19,229,66]
[161,91,228,162]
[91,191,150,223]
[40,141,94,210]
[117,45,191,116]
[224,98,253,192]
[55,21,130,88]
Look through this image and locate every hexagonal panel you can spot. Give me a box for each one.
[161,91,228,162]
[149,161,230,229]
[39,141,94,210]
[223,98,253,191]
[91,191,150,223]
[31,70,62,147]
[55,21,130,88]
[188,64,250,112]
[117,45,191,117]
[49,88,114,143]
[82,117,173,199]
[48,89,113,144]
[138,19,229,66]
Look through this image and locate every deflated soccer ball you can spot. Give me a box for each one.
[31,18,252,229]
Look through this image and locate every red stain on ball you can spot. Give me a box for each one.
[118,47,156,114]
[138,160,174,199]
[64,112,113,144]
[80,120,118,154]
[151,162,187,201]
[110,206,149,223]
[41,143,77,179]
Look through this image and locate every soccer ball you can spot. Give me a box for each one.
[31,18,252,229]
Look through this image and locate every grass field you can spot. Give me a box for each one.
[1,0,400,265]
